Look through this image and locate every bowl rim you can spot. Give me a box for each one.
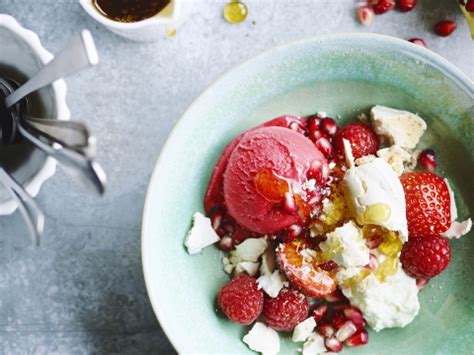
[0,14,71,215]
[141,32,473,353]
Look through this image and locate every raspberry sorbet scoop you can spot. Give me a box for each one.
[223,126,327,234]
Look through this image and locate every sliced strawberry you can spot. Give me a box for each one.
[277,239,337,298]
[400,172,451,237]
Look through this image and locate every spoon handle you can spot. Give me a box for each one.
[0,167,45,245]
[18,123,107,195]
[5,30,99,108]
[23,115,94,152]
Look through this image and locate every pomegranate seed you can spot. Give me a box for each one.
[289,120,307,135]
[308,116,321,142]
[324,289,346,303]
[435,20,457,37]
[312,303,328,321]
[315,137,334,159]
[399,0,416,11]
[307,160,329,185]
[364,253,379,270]
[210,206,225,231]
[336,321,358,342]
[418,149,437,172]
[358,5,375,26]
[345,329,369,347]
[343,307,365,329]
[333,303,350,311]
[283,224,303,242]
[283,192,298,214]
[467,0,474,12]
[317,322,336,337]
[408,38,428,48]
[307,190,323,205]
[372,0,395,14]
[320,118,338,136]
[218,236,234,251]
[416,278,429,289]
[330,311,347,330]
[221,221,235,235]
[320,260,337,271]
[325,337,343,352]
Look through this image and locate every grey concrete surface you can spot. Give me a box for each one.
[0,0,472,353]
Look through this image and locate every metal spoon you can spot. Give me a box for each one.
[4,77,94,154]
[4,30,99,109]
[0,80,107,195]
[0,166,44,245]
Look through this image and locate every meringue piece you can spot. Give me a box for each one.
[355,154,375,166]
[341,267,420,332]
[370,106,427,149]
[442,219,472,239]
[344,158,408,242]
[376,146,411,176]
[319,221,370,268]
[222,256,234,274]
[302,332,327,355]
[185,212,220,254]
[336,266,364,284]
[235,261,260,276]
[442,179,472,239]
[243,322,280,355]
[257,270,286,298]
[235,238,268,262]
[292,317,317,342]
[343,138,355,167]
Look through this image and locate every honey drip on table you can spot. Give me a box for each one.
[223,1,248,24]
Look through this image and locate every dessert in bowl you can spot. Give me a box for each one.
[142,34,473,354]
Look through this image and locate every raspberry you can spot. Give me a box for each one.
[217,274,264,325]
[400,172,451,237]
[334,122,380,160]
[400,235,451,279]
[263,288,309,331]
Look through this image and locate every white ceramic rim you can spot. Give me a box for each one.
[79,0,182,30]
[0,14,70,215]
[141,32,473,353]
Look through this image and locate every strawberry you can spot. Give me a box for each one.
[217,274,263,325]
[400,172,451,237]
[400,235,451,278]
[334,122,380,159]
[277,239,337,298]
[263,288,309,331]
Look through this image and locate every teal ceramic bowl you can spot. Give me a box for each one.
[142,33,473,354]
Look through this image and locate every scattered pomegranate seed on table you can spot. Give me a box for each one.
[435,20,457,37]
[358,5,375,26]
[408,38,428,48]
[418,149,437,171]
[399,0,417,12]
[372,0,396,15]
